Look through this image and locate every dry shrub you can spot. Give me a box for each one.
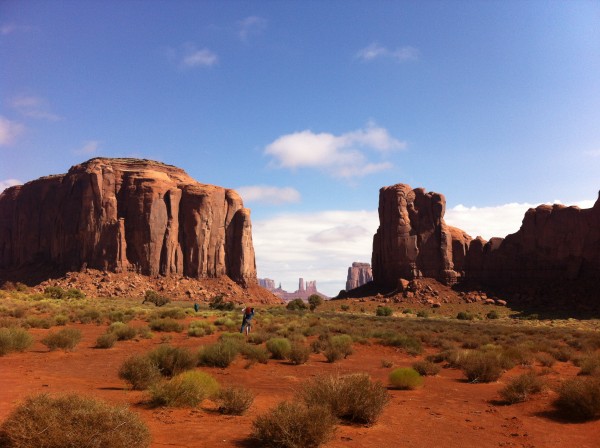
[148,318,183,332]
[148,345,196,377]
[107,322,137,340]
[150,370,219,407]
[0,393,150,448]
[499,372,544,404]
[252,401,336,448]
[554,376,600,421]
[198,340,239,368]
[0,327,33,356]
[188,320,214,337]
[240,344,269,365]
[288,342,310,365]
[412,360,441,376]
[216,386,254,415]
[578,353,600,376]
[460,350,504,383]
[380,333,423,356]
[95,332,118,349]
[119,354,161,390]
[41,327,81,351]
[299,373,389,425]
[389,367,424,390]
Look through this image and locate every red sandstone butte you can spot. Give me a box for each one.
[0,158,256,286]
[372,182,600,296]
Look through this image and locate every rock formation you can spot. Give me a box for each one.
[372,184,459,289]
[258,278,276,290]
[0,158,257,286]
[346,262,373,291]
[258,277,328,301]
[371,182,600,299]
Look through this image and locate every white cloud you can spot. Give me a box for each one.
[264,123,405,178]
[10,95,62,121]
[356,43,419,62]
[0,116,25,146]
[253,209,379,297]
[238,185,301,205]
[74,140,101,155]
[238,16,267,42]
[0,178,22,193]
[182,45,218,67]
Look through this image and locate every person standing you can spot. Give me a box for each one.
[240,307,255,335]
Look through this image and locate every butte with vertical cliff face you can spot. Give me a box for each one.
[0,158,257,286]
[371,183,600,302]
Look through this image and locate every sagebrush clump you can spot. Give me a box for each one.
[0,393,150,448]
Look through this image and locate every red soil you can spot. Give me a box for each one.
[1,319,599,448]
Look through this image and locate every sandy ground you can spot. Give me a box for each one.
[1,319,599,448]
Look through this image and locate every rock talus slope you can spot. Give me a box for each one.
[0,158,256,285]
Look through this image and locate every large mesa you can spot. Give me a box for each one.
[0,158,257,286]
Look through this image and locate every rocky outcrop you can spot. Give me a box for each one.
[372,182,600,298]
[372,184,459,289]
[465,198,600,284]
[0,158,257,285]
[346,262,373,291]
[258,278,276,290]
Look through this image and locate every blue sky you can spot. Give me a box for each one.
[1,1,599,295]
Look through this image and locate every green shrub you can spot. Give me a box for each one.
[25,316,53,329]
[198,341,240,368]
[380,333,423,355]
[554,376,600,421]
[64,288,85,299]
[389,368,424,390]
[150,370,219,407]
[216,386,254,415]
[149,318,183,333]
[148,345,196,377]
[266,337,292,360]
[412,360,441,376]
[0,393,150,448]
[289,342,311,365]
[154,308,186,319]
[107,310,134,323]
[252,401,336,448]
[95,332,118,349]
[323,334,353,363]
[416,310,429,318]
[376,306,393,317]
[143,290,170,307]
[107,322,137,340]
[240,344,270,365]
[119,354,162,390]
[457,311,474,321]
[486,310,500,319]
[499,372,544,404]
[299,373,389,425]
[308,294,323,311]
[208,294,235,311]
[44,286,66,299]
[286,298,307,311]
[188,320,215,337]
[340,304,350,311]
[137,326,153,339]
[53,314,69,326]
[0,327,33,356]
[41,328,82,351]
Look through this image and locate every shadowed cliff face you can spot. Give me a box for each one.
[372,183,600,295]
[0,158,256,286]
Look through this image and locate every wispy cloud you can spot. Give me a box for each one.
[182,46,218,67]
[238,16,267,42]
[10,95,62,121]
[0,116,25,146]
[356,43,419,62]
[1,23,32,36]
[0,178,22,193]
[238,185,301,205]
[74,140,101,156]
[264,122,405,179]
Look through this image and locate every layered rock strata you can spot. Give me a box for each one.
[346,262,373,291]
[0,158,257,285]
[372,183,600,292]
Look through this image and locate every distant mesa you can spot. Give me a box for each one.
[258,277,328,301]
[0,158,257,287]
[371,183,600,308]
[346,262,373,291]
